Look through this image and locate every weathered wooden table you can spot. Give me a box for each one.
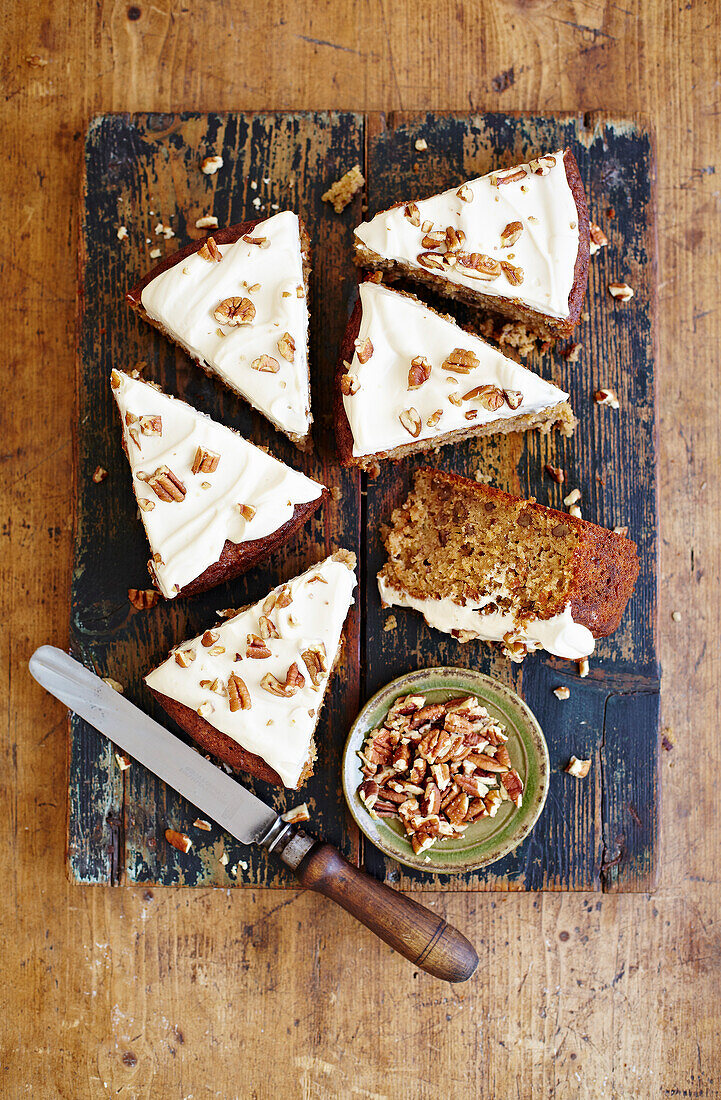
[4,3,719,1097]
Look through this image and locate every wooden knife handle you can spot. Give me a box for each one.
[294,842,478,983]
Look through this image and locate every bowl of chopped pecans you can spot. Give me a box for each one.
[342,667,550,875]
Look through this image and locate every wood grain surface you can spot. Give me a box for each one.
[2,1,719,1097]
[72,110,659,894]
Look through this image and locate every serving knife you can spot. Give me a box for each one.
[29,646,478,983]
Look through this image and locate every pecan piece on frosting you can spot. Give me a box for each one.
[504,390,523,410]
[277,332,296,362]
[250,355,280,373]
[462,384,505,411]
[407,356,431,389]
[246,634,271,659]
[260,662,305,697]
[227,672,252,712]
[500,260,524,286]
[147,466,186,502]
[442,347,480,374]
[455,253,502,281]
[237,503,256,522]
[213,296,256,326]
[403,202,421,226]
[399,408,422,438]
[500,220,523,247]
[191,447,220,475]
[139,415,162,436]
[355,337,374,364]
[198,235,222,262]
[302,643,327,689]
[341,373,360,396]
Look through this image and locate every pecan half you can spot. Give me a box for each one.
[442,348,480,374]
[250,355,280,373]
[408,356,431,389]
[260,662,305,697]
[455,253,502,281]
[302,643,327,689]
[501,769,524,806]
[228,673,252,712]
[128,587,160,610]
[191,447,220,475]
[214,297,255,326]
[147,466,186,502]
[246,634,271,659]
[500,260,524,286]
[462,384,505,411]
[417,251,446,271]
[500,220,523,246]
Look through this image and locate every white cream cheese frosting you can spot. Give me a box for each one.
[111,370,324,599]
[145,555,357,787]
[342,282,569,457]
[139,210,311,440]
[377,576,594,660]
[354,151,580,319]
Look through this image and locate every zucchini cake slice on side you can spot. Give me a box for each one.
[127,211,313,448]
[378,468,639,662]
[145,551,357,788]
[335,280,574,472]
[353,150,589,340]
[111,370,326,599]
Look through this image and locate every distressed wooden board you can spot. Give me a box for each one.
[71,111,658,891]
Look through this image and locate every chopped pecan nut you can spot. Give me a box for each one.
[408,356,431,389]
[442,347,480,374]
[200,155,223,175]
[246,634,271,659]
[250,355,280,373]
[237,503,256,521]
[457,183,473,202]
[174,648,196,667]
[566,755,591,778]
[399,407,422,438]
[165,828,193,853]
[340,373,360,396]
[417,251,446,271]
[529,155,556,175]
[128,587,160,610]
[139,415,162,435]
[301,643,327,689]
[227,673,252,712]
[404,202,421,226]
[545,463,565,484]
[92,466,108,483]
[500,260,524,286]
[278,332,295,362]
[500,220,523,246]
[258,615,279,640]
[493,166,528,185]
[426,409,443,427]
[503,390,523,410]
[198,236,222,262]
[455,253,502,281]
[500,768,524,806]
[201,630,219,647]
[355,337,374,363]
[608,281,634,302]
[213,296,256,325]
[282,803,311,824]
[589,222,609,254]
[191,447,220,475]
[260,663,305,697]
[147,466,186,502]
[594,388,620,408]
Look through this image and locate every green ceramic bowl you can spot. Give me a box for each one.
[342,667,549,875]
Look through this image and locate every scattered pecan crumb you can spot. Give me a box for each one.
[577,657,589,678]
[553,686,570,700]
[330,486,342,502]
[115,753,131,771]
[321,164,364,213]
[545,464,565,484]
[193,818,212,831]
[116,226,128,241]
[93,466,108,483]
[594,388,620,408]
[200,155,223,175]
[383,615,398,632]
[149,248,161,259]
[128,587,160,610]
[102,677,124,694]
[563,488,581,506]
[589,222,609,255]
[563,342,582,362]
[195,215,219,229]
[26,55,49,67]
[614,525,629,537]
[282,803,311,824]
[415,138,428,151]
[565,756,591,778]
[671,610,682,622]
[608,281,634,302]
[165,829,193,853]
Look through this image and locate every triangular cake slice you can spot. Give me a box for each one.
[127,211,313,447]
[145,552,357,788]
[335,280,574,472]
[378,468,639,662]
[111,370,326,599]
[354,150,589,339]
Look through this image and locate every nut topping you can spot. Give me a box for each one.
[191,447,220,475]
[340,373,360,396]
[456,184,473,202]
[608,281,634,302]
[174,648,195,668]
[492,167,527,186]
[504,390,523,410]
[277,332,296,362]
[416,251,445,271]
[201,630,219,648]
[500,220,523,247]
[421,229,446,248]
[462,384,505,411]
[404,202,421,226]
[139,415,162,436]
[301,643,327,689]
[441,348,480,374]
[198,236,222,262]
[237,503,256,522]
[242,234,270,248]
[227,673,252,712]
[258,614,279,639]
[399,408,422,438]
[407,356,431,389]
[260,663,306,697]
[594,388,620,408]
[355,337,374,364]
[426,409,443,427]
[445,226,466,252]
[455,253,502,281]
[246,634,271,659]
[529,154,556,176]
[147,466,186,503]
[128,588,160,610]
[500,260,524,286]
[213,296,256,326]
[250,355,280,373]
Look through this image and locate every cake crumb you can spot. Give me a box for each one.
[566,756,591,778]
[384,615,398,632]
[553,686,570,700]
[102,677,124,694]
[474,469,493,484]
[497,321,538,359]
[116,226,128,241]
[415,138,428,151]
[200,154,223,175]
[92,466,108,483]
[569,504,582,519]
[195,215,219,229]
[322,165,365,213]
[577,657,589,678]
[671,610,682,622]
[613,525,629,537]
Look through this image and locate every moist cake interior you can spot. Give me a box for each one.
[381,469,580,624]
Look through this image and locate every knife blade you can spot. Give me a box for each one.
[29,645,479,983]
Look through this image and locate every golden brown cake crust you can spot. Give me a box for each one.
[126,217,314,449]
[353,149,590,340]
[383,467,639,639]
[333,281,574,472]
